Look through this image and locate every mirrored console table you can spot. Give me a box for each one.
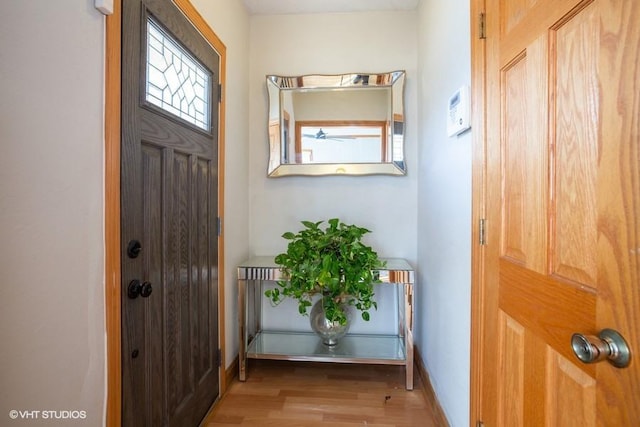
[237,256,415,390]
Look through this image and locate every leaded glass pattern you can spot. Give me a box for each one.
[146,18,211,131]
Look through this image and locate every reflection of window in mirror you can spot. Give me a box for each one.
[295,121,387,164]
[269,111,290,170]
[393,114,404,165]
[301,149,313,163]
[282,111,290,163]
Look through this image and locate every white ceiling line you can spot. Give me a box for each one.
[242,0,420,15]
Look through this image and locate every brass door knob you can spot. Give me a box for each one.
[571,329,631,368]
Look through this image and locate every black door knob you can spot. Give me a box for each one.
[140,281,153,298]
[127,280,152,299]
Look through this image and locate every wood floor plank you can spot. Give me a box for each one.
[202,360,444,427]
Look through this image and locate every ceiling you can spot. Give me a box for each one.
[242,0,420,15]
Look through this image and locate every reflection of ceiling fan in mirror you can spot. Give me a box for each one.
[302,128,356,142]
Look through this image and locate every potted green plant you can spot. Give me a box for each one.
[265,218,386,345]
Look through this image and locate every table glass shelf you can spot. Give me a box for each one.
[247,331,406,363]
[237,256,415,389]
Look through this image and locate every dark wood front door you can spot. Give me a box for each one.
[121,0,220,425]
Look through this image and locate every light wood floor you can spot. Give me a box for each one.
[202,360,445,426]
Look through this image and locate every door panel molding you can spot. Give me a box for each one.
[499,260,597,375]
[105,1,227,425]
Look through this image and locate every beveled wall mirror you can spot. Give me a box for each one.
[266,71,406,177]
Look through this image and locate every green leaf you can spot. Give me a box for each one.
[301,220,320,230]
[270,218,381,324]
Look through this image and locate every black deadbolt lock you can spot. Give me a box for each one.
[127,240,142,259]
[128,280,142,299]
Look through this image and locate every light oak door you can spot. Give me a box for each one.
[479,0,639,425]
[121,0,220,425]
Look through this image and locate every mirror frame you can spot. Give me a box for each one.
[266,71,406,177]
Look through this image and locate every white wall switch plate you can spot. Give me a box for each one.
[447,85,471,137]
[95,0,114,15]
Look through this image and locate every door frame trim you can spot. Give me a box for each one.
[105,1,227,425]
[469,0,487,425]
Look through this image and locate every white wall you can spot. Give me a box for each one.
[248,11,418,262]
[417,1,472,426]
[0,1,473,425]
[246,11,418,335]
[190,0,251,370]
[0,1,106,425]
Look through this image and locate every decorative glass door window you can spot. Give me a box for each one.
[145,18,211,131]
